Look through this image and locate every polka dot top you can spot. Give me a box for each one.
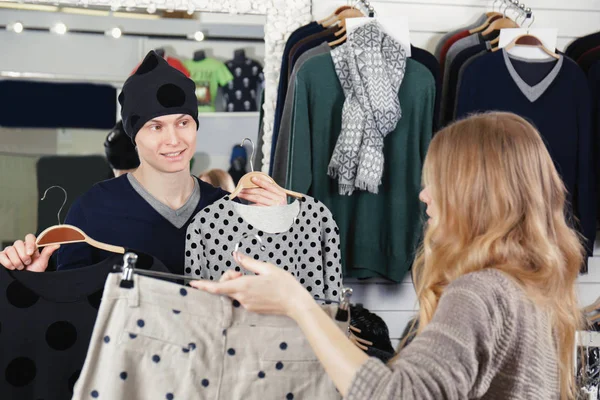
[185,195,343,299]
[0,251,169,399]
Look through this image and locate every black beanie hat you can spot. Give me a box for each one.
[104,121,141,170]
[118,50,199,142]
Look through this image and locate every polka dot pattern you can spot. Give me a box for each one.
[5,357,36,387]
[45,321,78,351]
[156,84,186,108]
[185,196,343,299]
[6,281,40,308]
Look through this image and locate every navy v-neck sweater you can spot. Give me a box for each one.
[456,51,596,260]
[57,174,227,273]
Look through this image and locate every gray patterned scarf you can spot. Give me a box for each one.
[329,21,407,195]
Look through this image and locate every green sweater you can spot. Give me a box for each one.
[287,54,434,282]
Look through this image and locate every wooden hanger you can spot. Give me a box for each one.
[498,33,560,59]
[583,297,600,314]
[229,172,304,200]
[328,8,365,47]
[481,17,518,37]
[229,138,304,201]
[37,224,125,254]
[469,12,503,34]
[589,311,600,324]
[319,5,352,26]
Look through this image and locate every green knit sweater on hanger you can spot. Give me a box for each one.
[286,54,435,282]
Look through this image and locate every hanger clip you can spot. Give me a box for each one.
[119,252,138,289]
[335,287,353,321]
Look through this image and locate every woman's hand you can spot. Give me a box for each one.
[193,252,369,399]
[0,234,59,272]
[190,252,315,318]
[236,176,287,207]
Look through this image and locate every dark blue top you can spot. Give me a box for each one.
[446,41,487,126]
[57,174,228,274]
[456,51,596,259]
[411,45,441,132]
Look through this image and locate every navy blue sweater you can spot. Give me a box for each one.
[57,174,227,273]
[456,51,596,258]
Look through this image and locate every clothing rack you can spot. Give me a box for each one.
[117,252,353,320]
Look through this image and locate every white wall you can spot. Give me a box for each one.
[312,0,600,347]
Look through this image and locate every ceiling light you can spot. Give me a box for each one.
[147,3,156,14]
[187,4,195,15]
[7,22,24,33]
[193,31,205,42]
[51,22,67,35]
[108,27,122,39]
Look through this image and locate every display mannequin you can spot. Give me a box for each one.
[194,50,206,61]
[233,49,246,63]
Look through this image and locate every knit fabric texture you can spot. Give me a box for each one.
[347,269,560,399]
[329,21,407,195]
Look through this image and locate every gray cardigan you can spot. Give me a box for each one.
[347,269,560,399]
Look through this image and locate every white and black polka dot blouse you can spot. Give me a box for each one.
[185,195,343,299]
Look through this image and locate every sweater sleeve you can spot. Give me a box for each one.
[185,217,209,279]
[346,275,505,400]
[56,198,96,271]
[286,74,313,194]
[575,79,596,258]
[272,71,298,186]
[454,61,480,121]
[320,206,343,300]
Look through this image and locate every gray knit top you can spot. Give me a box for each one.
[185,195,343,300]
[347,269,560,399]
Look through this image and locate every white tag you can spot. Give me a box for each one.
[499,28,558,60]
[346,17,412,57]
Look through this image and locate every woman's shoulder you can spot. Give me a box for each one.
[445,268,524,311]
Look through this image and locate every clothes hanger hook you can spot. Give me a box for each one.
[240,138,255,172]
[527,10,534,30]
[40,185,68,225]
[492,0,499,12]
[516,3,526,25]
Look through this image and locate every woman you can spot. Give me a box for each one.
[0,51,284,273]
[192,112,583,399]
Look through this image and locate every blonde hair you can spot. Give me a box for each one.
[404,112,584,399]
[199,169,235,193]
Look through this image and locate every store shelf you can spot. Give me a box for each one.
[198,112,259,119]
